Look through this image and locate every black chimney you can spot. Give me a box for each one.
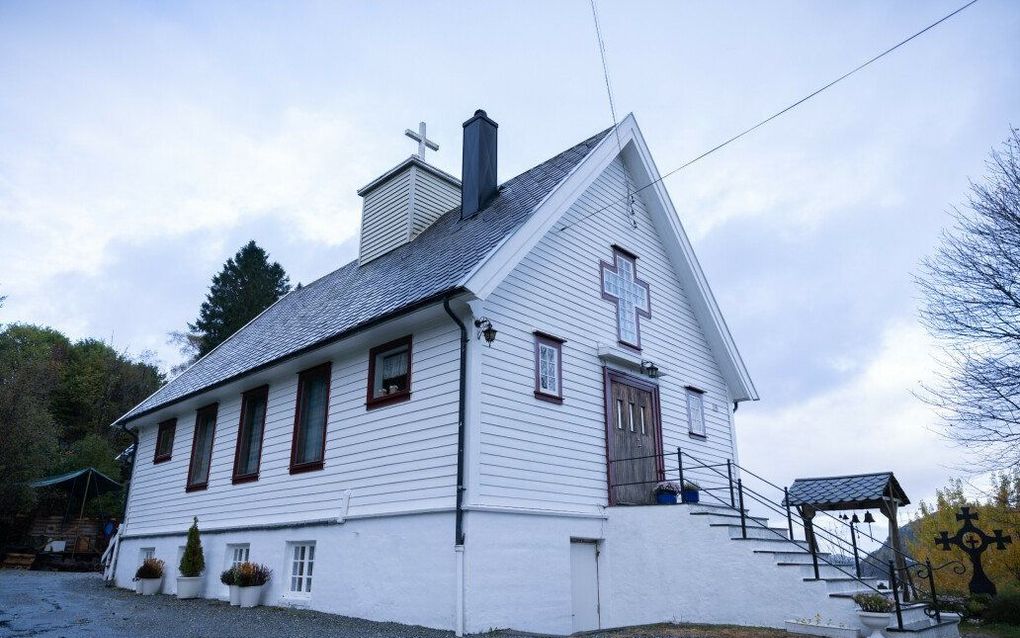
[461,109,498,219]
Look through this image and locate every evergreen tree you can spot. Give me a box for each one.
[179,516,205,577]
[185,241,290,359]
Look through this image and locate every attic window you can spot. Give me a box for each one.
[367,336,412,409]
[154,418,176,464]
[600,246,651,350]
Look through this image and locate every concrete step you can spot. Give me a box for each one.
[730,537,810,552]
[754,549,832,562]
[712,523,790,541]
[804,576,882,594]
[778,561,863,580]
[688,510,770,526]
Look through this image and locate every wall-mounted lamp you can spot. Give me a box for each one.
[640,360,660,379]
[474,318,497,346]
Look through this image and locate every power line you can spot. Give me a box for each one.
[559,0,980,234]
[589,0,637,228]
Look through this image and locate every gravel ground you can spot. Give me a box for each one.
[0,570,481,638]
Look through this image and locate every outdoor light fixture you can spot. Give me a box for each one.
[474,318,497,346]
[640,361,660,378]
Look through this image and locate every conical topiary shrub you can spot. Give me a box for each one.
[179,517,205,577]
[176,516,205,599]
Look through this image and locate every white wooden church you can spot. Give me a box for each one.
[109,111,942,636]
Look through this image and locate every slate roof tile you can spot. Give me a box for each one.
[786,472,910,508]
[119,127,612,423]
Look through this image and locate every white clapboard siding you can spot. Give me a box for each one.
[412,172,460,238]
[359,170,412,263]
[476,157,737,512]
[125,320,460,536]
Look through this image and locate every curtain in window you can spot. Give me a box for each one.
[189,412,215,485]
[381,350,408,382]
[238,394,266,476]
[296,375,328,465]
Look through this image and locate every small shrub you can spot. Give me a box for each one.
[135,557,165,579]
[853,593,895,613]
[235,562,272,587]
[682,480,700,491]
[967,593,994,619]
[932,594,969,618]
[219,567,236,586]
[178,517,205,577]
[982,593,1020,626]
[655,481,681,494]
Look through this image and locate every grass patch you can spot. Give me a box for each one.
[961,621,1020,638]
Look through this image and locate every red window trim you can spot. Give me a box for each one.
[232,385,269,484]
[186,403,218,492]
[153,418,176,464]
[533,332,564,404]
[290,363,331,475]
[366,335,413,410]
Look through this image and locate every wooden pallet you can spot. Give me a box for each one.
[2,552,36,569]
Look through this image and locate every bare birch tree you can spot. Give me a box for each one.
[918,128,1020,470]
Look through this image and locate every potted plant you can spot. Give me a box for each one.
[235,561,272,608]
[681,480,700,504]
[852,592,895,638]
[176,517,205,599]
[220,567,240,606]
[653,481,681,504]
[135,557,165,595]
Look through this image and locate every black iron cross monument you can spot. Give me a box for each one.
[934,506,1013,595]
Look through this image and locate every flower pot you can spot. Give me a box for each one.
[134,579,143,594]
[238,584,263,608]
[857,611,891,638]
[229,584,241,606]
[139,577,162,595]
[655,491,678,504]
[176,575,204,599]
[681,489,699,504]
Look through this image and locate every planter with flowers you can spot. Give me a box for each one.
[235,562,272,608]
[653,481,681,505]
[853,593,895,638]
[135,557,165,595]
[220,567,240,605]
[680,480,700,504]
[176,517,205,599]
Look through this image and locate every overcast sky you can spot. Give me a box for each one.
[2,1,1017,528]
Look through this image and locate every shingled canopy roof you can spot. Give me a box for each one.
[115,127,612,425]
[785,472,909,511]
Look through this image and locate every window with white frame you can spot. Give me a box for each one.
[533,333,564,403]
[140,547,155,561]
[686,387,706,437]
[287,542,315,595]
[227,544,250,567]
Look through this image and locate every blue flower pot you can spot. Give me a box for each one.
[655,491,678,505]
[681,489,699,504]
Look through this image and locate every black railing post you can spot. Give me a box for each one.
[784,487,794,541]
[850,519,861,579]
[925,559,941,624]
[726,459,735,507]
[737,478,747,539]
[810,537,820,580]
[677,448,685,489]
[889,560,904,630]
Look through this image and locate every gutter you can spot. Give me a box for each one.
[116,287,469,426]
[442,295,469,637]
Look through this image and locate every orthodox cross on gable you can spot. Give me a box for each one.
[600,246,651,349]
[404,121,439,160]
[934,506,1013,595]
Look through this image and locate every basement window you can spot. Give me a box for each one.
[154,419,176,464]
[686,387,706,438]
[287,542,315,596]
[367,336,412,409]
[186,404,218,491]
[227,544,250,567]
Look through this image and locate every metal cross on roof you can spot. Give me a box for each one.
[405,121,439,160]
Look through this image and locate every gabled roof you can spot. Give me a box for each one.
[786,472,910,510]
[116,128,612,424]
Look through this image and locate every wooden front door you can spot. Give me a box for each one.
[605,371,662,505]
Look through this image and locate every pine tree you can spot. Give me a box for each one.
[179,516,205,577]
[186,241,290,359]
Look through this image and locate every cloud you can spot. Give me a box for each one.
[737,319,959,518]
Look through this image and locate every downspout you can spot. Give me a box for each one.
[443,295,469,637]
[108,422,139,587]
